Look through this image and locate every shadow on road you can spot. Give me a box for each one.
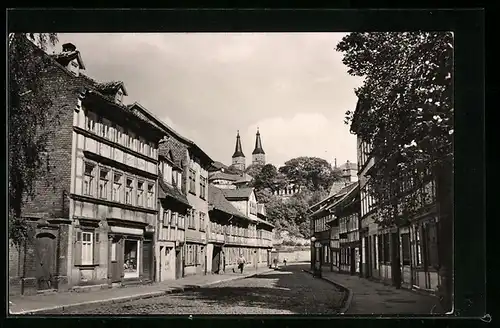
[165,264,343,314]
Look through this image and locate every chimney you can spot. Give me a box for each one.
[62,43,77,53]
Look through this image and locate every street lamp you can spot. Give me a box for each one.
[310,236,322,278]
[310,236,316,272]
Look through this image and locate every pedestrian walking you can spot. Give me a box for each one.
[237,253,246,274]
[273,257,278,269]
[283,258,287,267]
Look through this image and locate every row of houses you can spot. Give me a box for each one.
[8,37,274,296]
[309,97,452,300]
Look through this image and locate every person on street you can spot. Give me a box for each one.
[283,258,287,267]
[237,253,246,274]
[273,257,278,269]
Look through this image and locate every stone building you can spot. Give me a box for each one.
[9,38,165,295]
[252,128,266,166]
[231,131,246,172]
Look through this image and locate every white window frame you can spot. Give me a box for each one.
[125,177,134,205]
[99,168,109,199]
[113,172,122,202]
[81,231,93,265]
[137,180,145,207]
[147,183,155,208]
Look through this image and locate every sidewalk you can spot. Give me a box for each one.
[306,268,444,315]
[9,266,272,315]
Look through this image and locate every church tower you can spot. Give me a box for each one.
[232,130,246,171]
[252,128,266,166]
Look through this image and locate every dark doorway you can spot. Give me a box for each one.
[142,240,153,281]
[110,237,123,283]
[175,247,183,279]
[212,246,221,274]
[34,232,57,291]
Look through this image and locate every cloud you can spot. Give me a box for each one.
[244,113,357,168]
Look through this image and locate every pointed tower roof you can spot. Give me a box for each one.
[252,128,265,155]
[232,130,245,158]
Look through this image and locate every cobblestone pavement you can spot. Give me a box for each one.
[47,264,344,315]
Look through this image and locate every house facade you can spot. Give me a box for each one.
[352,97,442,294]
[9,39,165,295]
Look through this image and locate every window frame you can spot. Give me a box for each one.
[83,162,96,196]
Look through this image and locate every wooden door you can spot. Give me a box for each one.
[175,248,183,279]
[34,233,57,291]
[212,247,220,274]
[142,240,153,281]
[110,237,122,282]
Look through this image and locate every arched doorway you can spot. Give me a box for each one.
[34,232,57,291]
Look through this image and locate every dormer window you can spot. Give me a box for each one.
[115,89,124,104]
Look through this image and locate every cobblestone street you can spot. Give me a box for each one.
[46,264,344,315]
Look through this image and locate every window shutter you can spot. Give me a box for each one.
[74,230,83,266]
[93,231,101,265]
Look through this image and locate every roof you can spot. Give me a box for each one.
[209,171,240,182]
[97,81,128,96]
[127,102,214,165]
[158,148,182,170]
[309,181,358,216]
[252,130,265,155]
[208,185,247,219]
[158,179,191,207]
[254,216,274,228]
[339,161,358,171]
[209,161,229,172]
[222,187,254,200]
[325,182,359,212]
[50,50,86,70]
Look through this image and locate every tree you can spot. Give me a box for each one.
[244,163,264,178]
[9,33,59,246]
[337,32,453,310]
[279,156,338,192]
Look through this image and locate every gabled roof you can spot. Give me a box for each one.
[222,187,254,200]
[158,179,190,207]
[209,161,229,172]
[325,182,359,212]
[97,81,128,96]
[208,185,247,219]
[159,148,182,171]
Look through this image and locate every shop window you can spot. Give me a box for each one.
[113,173,122,202]
[401,233,411,266]
[124,240,139,277]
[83,162,95,196]
[99,169,109,199]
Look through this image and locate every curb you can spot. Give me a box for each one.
[9,269,273,315]
[302,269,353,314]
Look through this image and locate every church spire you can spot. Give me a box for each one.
[232,130,245,158]
[252,127,265,155]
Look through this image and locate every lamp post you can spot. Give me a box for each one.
[310,236,316,272]
[310,236,322,278]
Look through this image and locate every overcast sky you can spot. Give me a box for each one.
[54,33,363,168]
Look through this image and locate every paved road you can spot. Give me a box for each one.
[48,264,344,315]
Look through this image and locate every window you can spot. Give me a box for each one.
[137,181,145,207]
[113,173,122,202]
[172,212,178,227]
[115,126,123,144]
[200,176,207,199]
[199,212,206,231]
[125,178,133,205]
[415,225,422,266]
[189,169,196,194]
[83,163,95,196]
[188,210,195,229]
[149,142,155,158]
[172,170,178,187]
[116,89,123,104]
[124,240,139,278]
[81,231,93,265]
[99,169,109,199]
[401,233,411,266]
[98,118,108,138]
[85,114,95,133]
[424,220,439,269]
[147,183,154,208]
[163,210,171,227]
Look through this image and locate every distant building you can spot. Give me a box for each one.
[329,159,358,196]
[252,128,266,166]
[231,131,246,172]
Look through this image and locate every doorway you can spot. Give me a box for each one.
[142,240,153,281]
[110,237,122,283]
[34,232,57,291]
[175,247,183,279]
[212,246,221,274]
